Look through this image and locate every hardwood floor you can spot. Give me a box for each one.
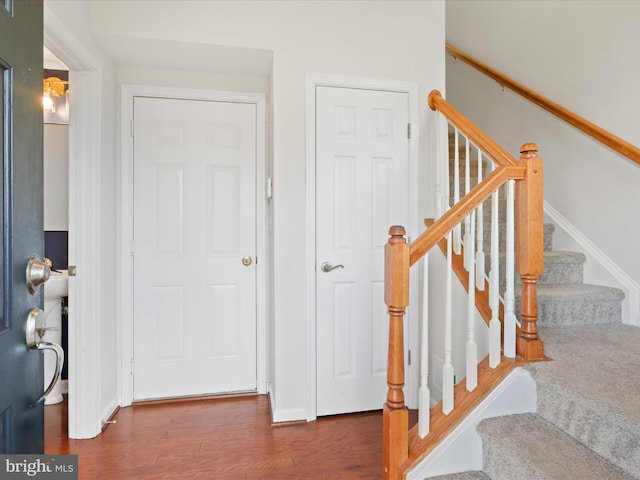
[45,395,386,479]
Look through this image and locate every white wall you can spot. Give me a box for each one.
[117,66,270,95]
[43,124,69,231]
[88,0,445,421]
[445,0,640,293]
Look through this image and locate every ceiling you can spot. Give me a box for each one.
[92,33,273,76]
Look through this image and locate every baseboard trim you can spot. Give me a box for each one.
[132,391,259,406]
[100,399,121,433]
[270,396,308,425]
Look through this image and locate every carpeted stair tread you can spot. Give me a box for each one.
[527,325,640,477]
[477,413,635,480]
[515,283,624,327]
[428,472,489,479]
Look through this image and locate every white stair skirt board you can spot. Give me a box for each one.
[406,368,537,480]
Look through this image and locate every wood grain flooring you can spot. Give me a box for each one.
[45,395,389,479]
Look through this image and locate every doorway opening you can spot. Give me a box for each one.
[42,45,71,437]
[44,15,104,439]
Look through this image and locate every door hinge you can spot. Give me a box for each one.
[266,177,273,198]
[408,349,412,366]
[407,123,411,139]
[130,358,134,376]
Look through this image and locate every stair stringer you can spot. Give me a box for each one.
[406,368,537,480]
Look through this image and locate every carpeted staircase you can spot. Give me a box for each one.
[429,322,640,480]
[428,141,639,479]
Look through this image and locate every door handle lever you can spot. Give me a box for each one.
[36,341,64,404]
[25,308,64,404]
[321,262,344,273]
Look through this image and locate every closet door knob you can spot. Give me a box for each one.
[321,262,344,273]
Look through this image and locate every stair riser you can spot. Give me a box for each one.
[536,383,640,479]
[477,413,635,480]
[515,294,622,327]
[458,223,554,254]
[447,199,508,225]
[486,253,585,289]
[481,438,538,480]
[528,258,583,286]
[448,164,501,178]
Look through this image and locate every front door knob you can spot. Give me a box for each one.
[26,256,51,295]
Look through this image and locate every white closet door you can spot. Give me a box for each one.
[133,96,257,400]
[316,86,410,415]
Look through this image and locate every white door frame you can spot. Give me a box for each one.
[306,75,420,421]
[120,85,267,406]
[44,6,104,439]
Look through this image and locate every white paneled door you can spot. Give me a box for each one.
[133,96,257,400]
[316,86,410,416]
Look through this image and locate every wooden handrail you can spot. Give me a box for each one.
[409,164,525,265]
[429,90,517,168]
[446,44,640,167]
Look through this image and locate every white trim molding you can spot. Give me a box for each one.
[305,74,421,421]
[119,85,268,406]
[44,5,104,440]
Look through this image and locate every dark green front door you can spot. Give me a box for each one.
[0,0,45,453]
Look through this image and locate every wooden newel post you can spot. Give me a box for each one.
[515,143,545,360]
[383,225,409,480]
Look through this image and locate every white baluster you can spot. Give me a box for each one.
[489,172,501,368]
[453,129,461,255]
[504,180,517,358]
[443,232,454,414]
[444,122,452,215]
[475,148,485,291]
[466,209,477,391]
[418,254,430,438]
[437,118,448,218]
[463,139,472,270]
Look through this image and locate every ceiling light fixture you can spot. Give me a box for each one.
[43,76,68,113]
